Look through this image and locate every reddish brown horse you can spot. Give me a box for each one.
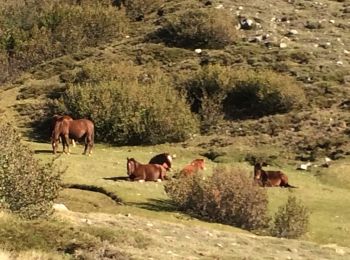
[51,115,76,147]
[254,162,297,188]
[51,118,94,155]
[127,158,167,182]
[179,158,206,177]
[149,153,174,171]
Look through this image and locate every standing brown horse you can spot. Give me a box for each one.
[179,159,206,177]
[51,115,76,147]
[127,158,167,182]
[51,118,94,155]
[254,162,297,188]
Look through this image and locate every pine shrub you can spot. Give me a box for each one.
[0,123,62,219]
[270,196,310,239]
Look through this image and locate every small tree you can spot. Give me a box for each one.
[0,123,62,219]
[270,196,310,239]
[165,167,270,231]
[151,8,237,49]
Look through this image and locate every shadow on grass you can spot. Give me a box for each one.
[103,176,130,181]
[130,198,178,213]
[34,149,53,154]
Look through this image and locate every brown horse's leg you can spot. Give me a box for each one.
[83,134,93,156]
[63,134,70,154]
[52,139,58,154]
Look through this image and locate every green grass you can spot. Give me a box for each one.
[28,140,350,248]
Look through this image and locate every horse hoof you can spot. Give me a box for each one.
[157,179,162,182]
[138,180,145,183]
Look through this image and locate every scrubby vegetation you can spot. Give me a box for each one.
[165,167,270,231]
[183,65,306,120]
[1,0,350,257]
[150,8,238,49]
[270,196,310,239]
[0,0,128,82]
[59,79,199,145]
[0,123,62,219]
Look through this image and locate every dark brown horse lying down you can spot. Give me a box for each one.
[127,158,167,182]
[179,158,206,177]
[254,162,297,188]
[51,118,94,155]
[149,153,174,171]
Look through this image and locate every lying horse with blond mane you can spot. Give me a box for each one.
[51,117,94,155]
[178,158,206,177]
[127,158,167,182]
[254,162,297,188]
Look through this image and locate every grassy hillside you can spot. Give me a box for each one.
[1,0,350,258]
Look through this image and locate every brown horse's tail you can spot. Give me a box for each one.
[284,183,298,188]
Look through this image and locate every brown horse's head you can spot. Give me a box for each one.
[126,157,137,176]
[253,162,266,180]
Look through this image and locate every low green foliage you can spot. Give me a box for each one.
[270,196,310,239]
[0,0,128,82]
[165,167,270,231]
[0,123,62,219]
[150,8,237,49]
[225,69,306,118]
[182,65,306,122]
[61,80,199,145]
[124,0,164,21]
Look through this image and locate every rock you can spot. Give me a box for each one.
[280,42,288,48]
[343,75,350,84]
[53,203,69,212]
[288,29,298,36]
[305,21,323,29]
[297,162,312,171]
[239,18,254,30]
[194,49,202,54]
[215,4,224,9]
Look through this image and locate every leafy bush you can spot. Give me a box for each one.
[270,196,310,239]
[165,167,270,231]
[0,123,62,219]
[224,69,306,118]
[182,65,306,121]
[150,8,237,49]
[0,0,128,82]
[61,79,199,145]
[124,0,164,21]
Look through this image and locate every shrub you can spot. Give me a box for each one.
[0,1,128,82]
[151,8,237,49]
[124,0,164,21]
[165,167,270,231]
[0,123,62,219]
[61,80,199,145]
[270,196,310,239]
[224,69,306,118]
[182,65,306,120]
